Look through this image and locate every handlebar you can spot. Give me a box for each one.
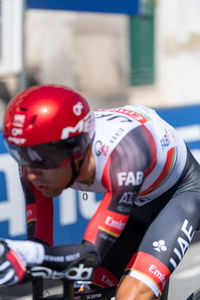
[24,263,94,300]
[27,242,98,281]
[23,250,97,299]
[27,263,94,281]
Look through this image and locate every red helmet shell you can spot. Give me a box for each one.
[3,85,94,147]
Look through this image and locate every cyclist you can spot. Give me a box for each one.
[1,84,200,300]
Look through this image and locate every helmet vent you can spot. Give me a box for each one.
[20,107,27,112]
[31,115,37,125]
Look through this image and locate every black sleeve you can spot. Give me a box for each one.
[19,166,37,238]
[19,166,54,246]
[42,241,100,271]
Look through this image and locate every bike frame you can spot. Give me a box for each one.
[31,276,169,300]
[31,277,116,300]
[29,261,169,299]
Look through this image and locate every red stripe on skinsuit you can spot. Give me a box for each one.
[139,147,175,197]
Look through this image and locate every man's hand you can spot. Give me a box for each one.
[0,240,26,286]
[0,239,45,286]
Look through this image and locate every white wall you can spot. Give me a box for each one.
[25,11,128,109]
[129,0,200,107]
[157,0,200,105]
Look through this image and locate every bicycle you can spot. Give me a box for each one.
[0,246,180,300]
[28,275,200,300]
[27,264,116,300]
[26,254,170,300]
[27,268,171,300]
[23,245,116,300]
[28,276,116,299]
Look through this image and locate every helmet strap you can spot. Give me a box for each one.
[65,158,84,188]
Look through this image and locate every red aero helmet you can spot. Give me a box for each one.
[3,85,95,168]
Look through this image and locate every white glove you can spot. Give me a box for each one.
[0,239,44,286]
[5,239,45,266]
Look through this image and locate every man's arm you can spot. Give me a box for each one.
[20,166,54,246]
[0,238,100,286]
[83,126,152,260]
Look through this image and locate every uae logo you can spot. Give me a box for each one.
[153,240,167,252]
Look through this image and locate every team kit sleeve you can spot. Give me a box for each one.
[20,167,54,246]
[83,127,152,260]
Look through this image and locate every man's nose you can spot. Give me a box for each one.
[27,167,42,181]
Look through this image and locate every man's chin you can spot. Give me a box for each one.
[41,189,63,198]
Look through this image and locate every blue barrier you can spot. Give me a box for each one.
[0,104,200,245]
[157,105,200,157]
[27,0,140,15]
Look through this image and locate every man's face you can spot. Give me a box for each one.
[26,163,72,197]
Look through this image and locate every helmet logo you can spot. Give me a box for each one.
[61,110,92,139]
[11,128,23,136]
[13,114,26,128]
[8,136,26,145]
[73,102,83,116]
[8,114,26,144]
